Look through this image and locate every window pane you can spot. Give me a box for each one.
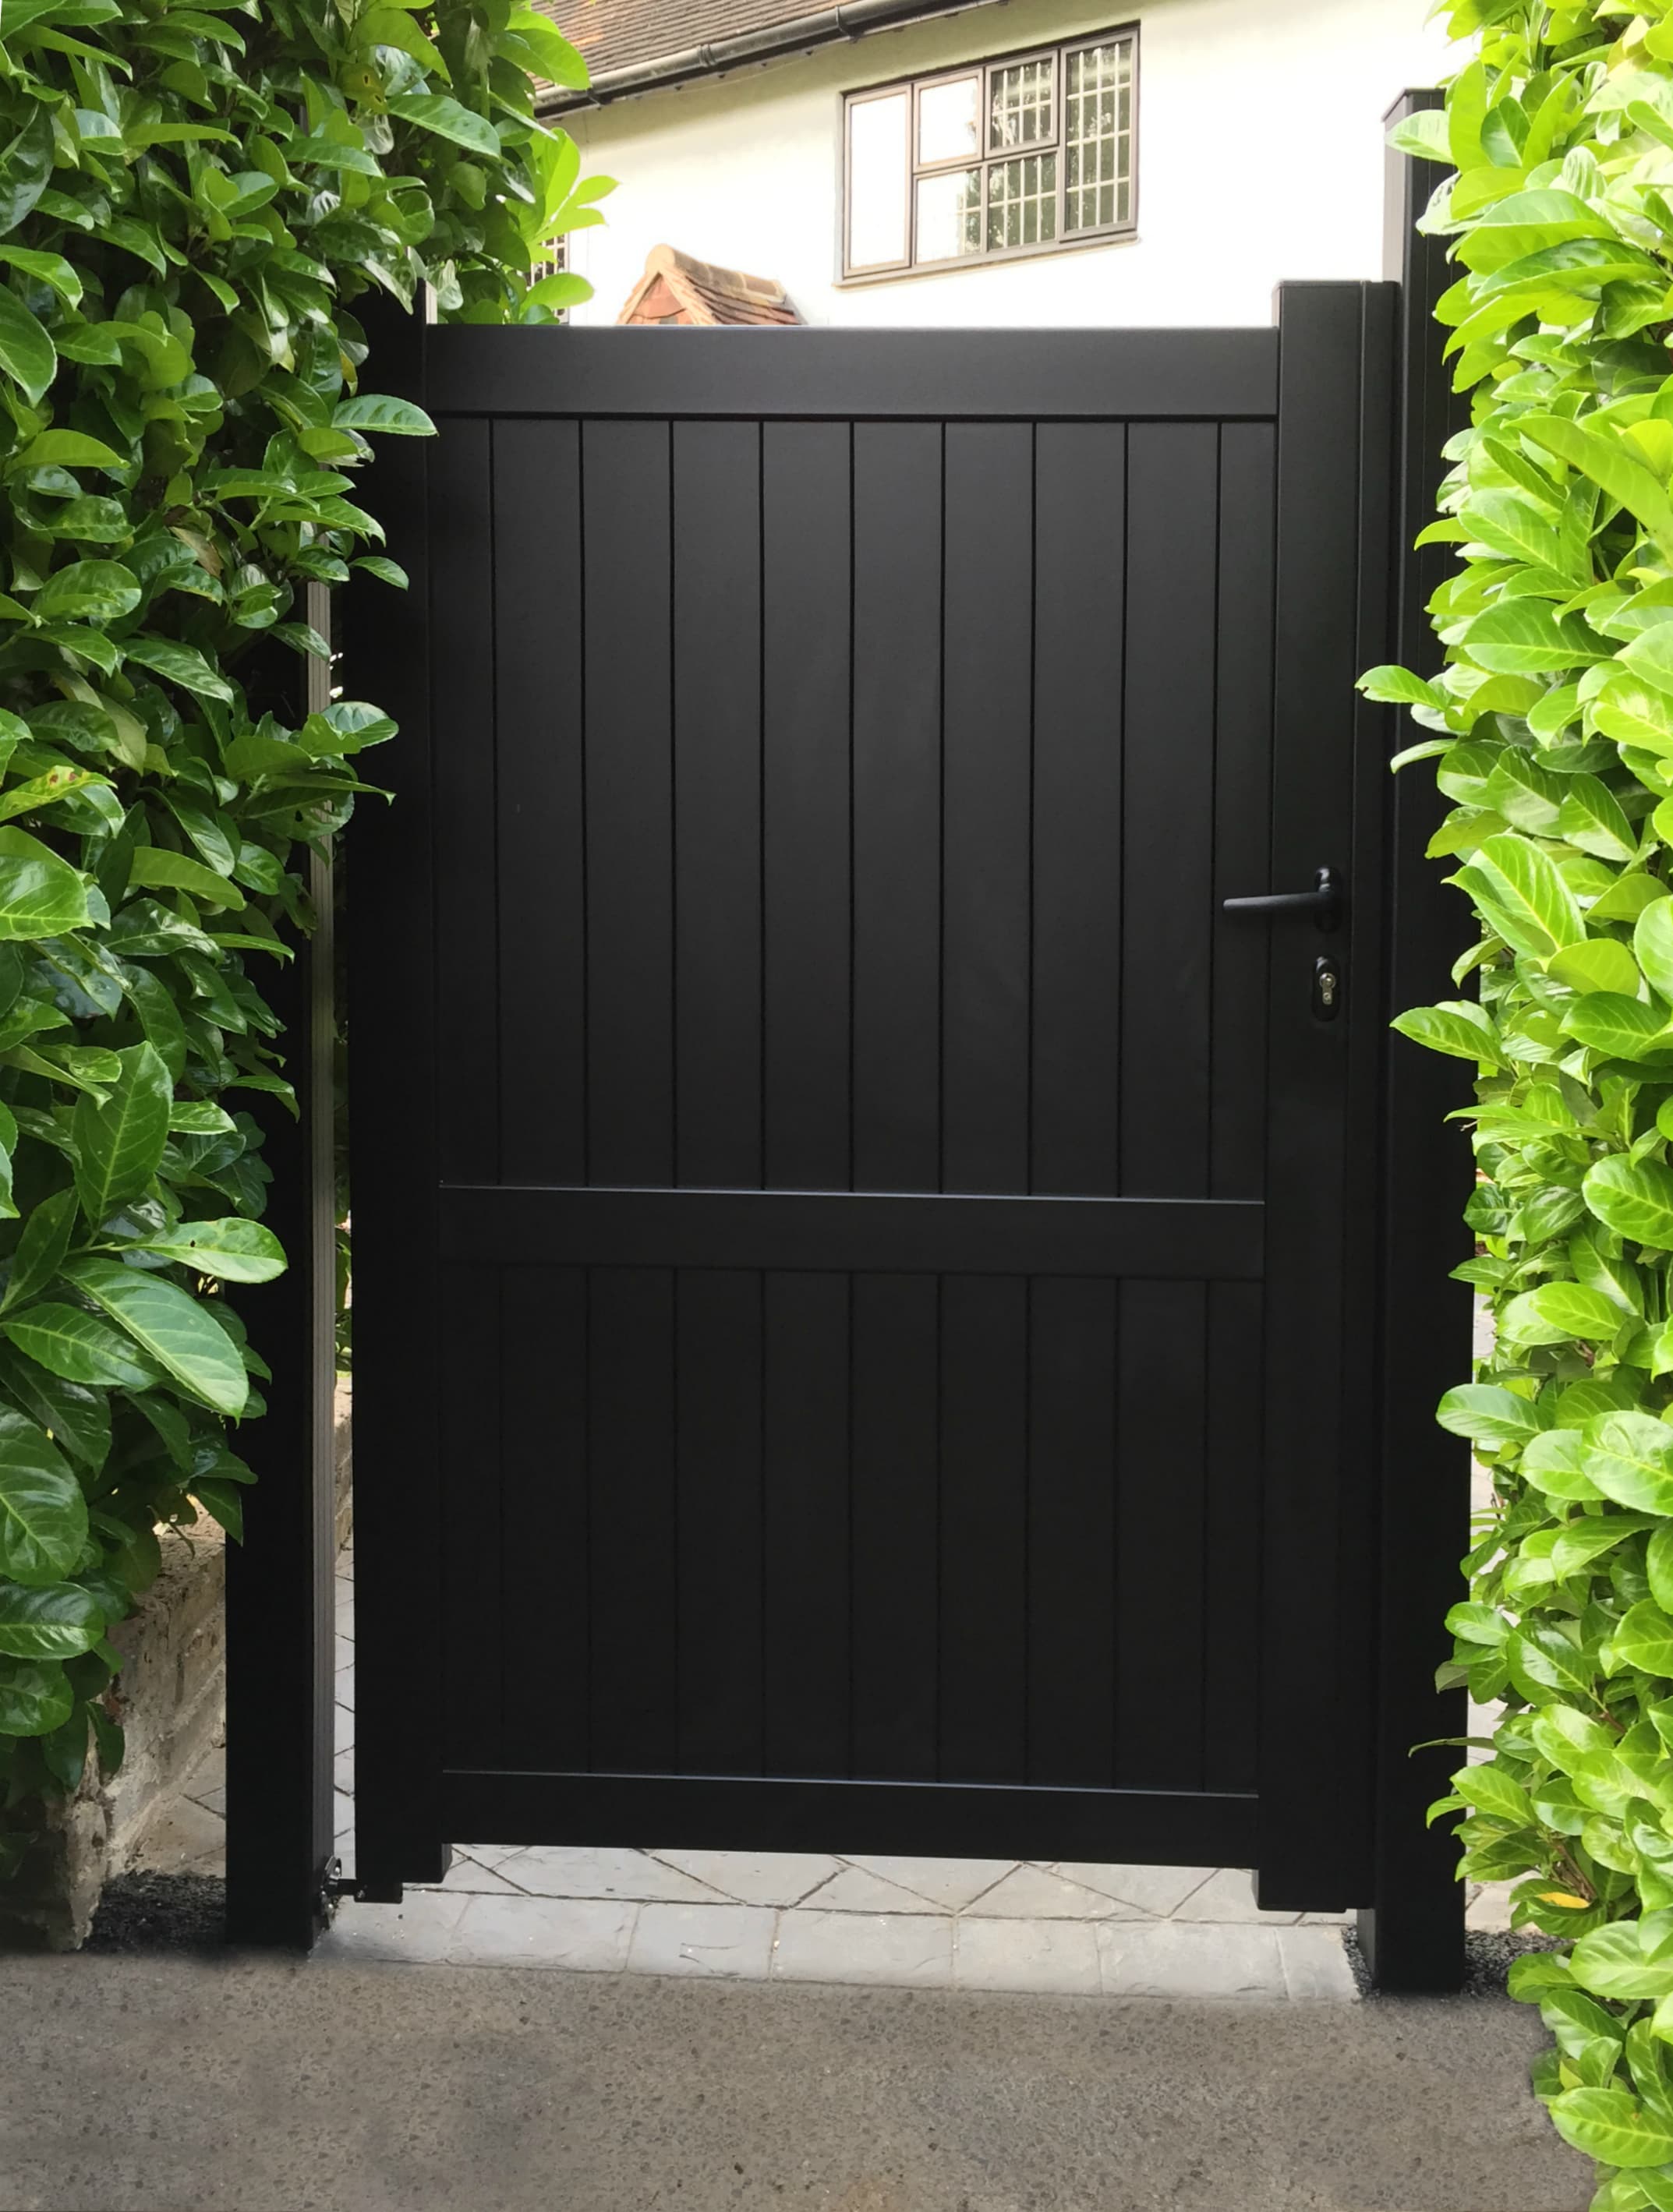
[918,74,980,164]
[989,56,1054,150]
[848,91,909,269]
[1064,39,1134,233]
[915,168,983,262]
[987,153,1058,251]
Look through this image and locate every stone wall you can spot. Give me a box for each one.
[0,1383,352,1950]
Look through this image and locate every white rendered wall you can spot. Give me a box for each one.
[561,0,1453,329]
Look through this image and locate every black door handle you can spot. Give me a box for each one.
[1222,866,1342,931]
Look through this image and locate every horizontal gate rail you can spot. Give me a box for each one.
[440,1772,1258,1867]
[421,325,1279,420]
[439,1188,1265,1278]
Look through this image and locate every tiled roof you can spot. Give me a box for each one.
[539,0,828,83]
[617,245,801,327]
[535,0,1001,96]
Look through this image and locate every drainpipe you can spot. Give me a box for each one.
[542,0,1003,112]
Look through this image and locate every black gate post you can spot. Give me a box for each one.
[224,668,338,1949]
[1355,87,1473,1995]
[342,298,448,1902]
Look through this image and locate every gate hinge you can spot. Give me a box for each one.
[320,1853,361,1911]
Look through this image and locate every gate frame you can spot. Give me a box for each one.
[1352,87,1473,1995]
[225,101,1471,1988]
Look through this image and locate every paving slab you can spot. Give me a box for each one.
[648,1846,840,1906]
[841,1854,1015,1910]
[628,1901,776,1980]
[0,1952,1591,2211]
[957,1914,1102,1995]
[773,1908,954,1988]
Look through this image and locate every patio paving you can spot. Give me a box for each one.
[136,1540,1376,1998]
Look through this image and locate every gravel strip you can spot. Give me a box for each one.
[85,1872,226,1954]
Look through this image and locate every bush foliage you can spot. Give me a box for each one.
[1381,0,1673,2200]
[0,0,601,1883]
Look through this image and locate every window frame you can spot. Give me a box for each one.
[840,23,1139,284]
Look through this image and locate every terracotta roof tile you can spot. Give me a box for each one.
[538,0,834,84]
[617,245,801,327]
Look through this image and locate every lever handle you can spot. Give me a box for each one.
[1222,866,1342,931]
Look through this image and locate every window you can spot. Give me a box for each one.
[842,27,1137,281]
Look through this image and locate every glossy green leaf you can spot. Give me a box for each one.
[1639,900,1673,1002]
[0,1656,72,1737]
[2,1186,76,1316]
[1561,775,1640,861]
[1562,993,1672,1058]
[0,1409,85,1586]
[1587,1414,1673,1514]
[0,1302,158,1388]
[1438,1383,1545,1447]
[16,429,126,473]
[1463,595,1607,673]
[0,285,55,406]
[71,1041,171,1223]
[1503,1281,1629,1345]
[125,1217,285,1284]
[60,1258,246,1415]
[33,560,140,625]
[385,94,500,157]
[1549,938,1643,996]
[0,828,88,940]
[0,1581,101,1659]
[331,394,436,436]
[1523,415,1673,562]
[1392,1001,1508,1064]
[1549,2087,1673,2167]
[1586,1157,1673,1246]
[1453,832,1585,958]
[1618,1601,1673,1675]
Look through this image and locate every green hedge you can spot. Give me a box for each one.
[0,0,604,1883]
[1381,1,1673,2201]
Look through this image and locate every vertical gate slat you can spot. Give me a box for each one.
[1030,422,1125,1199]
[762,1271,851,1774]
[1209,423,1277,1201]
[676,1270,766,1774]
[941,424,1032,1197]
[587,1267,678,1770]
[493,418,585,1185]
[1119,423,1219,1199]
[1114,1279,1207,1790]
[583,422,674,1188]
[1026,1277,1117,1788]
[852,422,942,1195]
[850,1273,939,1779]
[432,417,499,1182]
[673,421,764,1190]
[440,1263,504,1768]
[762,423,851,1193]
[1203,1278,1263,1793]
[500,1266,589,1769]
[938,1274,1028,1782]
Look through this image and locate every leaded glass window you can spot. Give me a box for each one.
[1065,39,1134,234]
[842,27,1137,279]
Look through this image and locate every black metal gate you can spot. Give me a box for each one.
[339,278,1431,1921]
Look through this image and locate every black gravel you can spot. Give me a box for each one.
[1341,1922,1563,2000]
[84,1871,226,1953]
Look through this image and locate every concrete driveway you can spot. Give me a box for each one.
[0,1952,1590,2211]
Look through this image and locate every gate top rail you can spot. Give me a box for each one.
[420,324,1279,422]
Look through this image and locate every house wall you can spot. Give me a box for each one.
[560,0,1453,330]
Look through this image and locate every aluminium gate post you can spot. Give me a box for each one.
[1353,87,1473,1995]
[224,637,338,1949]
[343,297,450,1901]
